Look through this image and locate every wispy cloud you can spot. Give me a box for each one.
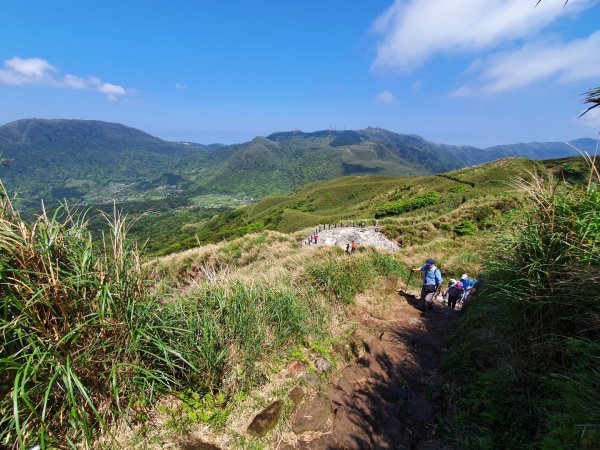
[372,0,597,72]
[0,56,134,101]
[175,83,187,90]
[454,31,600,96]
[63,74,87,89]
[375,90,395,103]
[448,86,473,98]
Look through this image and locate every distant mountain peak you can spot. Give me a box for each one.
[0,118,593,209]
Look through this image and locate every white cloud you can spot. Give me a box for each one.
[449,86,473,98]
[0,57,58,85]
[372,0,597,72]
[88,76,102,85]
[63,74,87,89]
[375,90,395,103]
[0,56,132,101]
[175,83,187,90]
[455,31,600,95]
[98,82,126,95]
[6,57,56,78]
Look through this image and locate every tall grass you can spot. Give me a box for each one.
[306,251,378,304]
[0,189,325,448]
[177,281,325,391]
[306,249,408,303]
[444,167,599,449]
[490,173,599,345]
[0,194,203,448]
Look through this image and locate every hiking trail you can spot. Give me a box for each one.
[183,281,457,450]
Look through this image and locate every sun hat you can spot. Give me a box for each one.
[461,274,468,280]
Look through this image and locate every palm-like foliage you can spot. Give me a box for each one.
[583,86,600,114]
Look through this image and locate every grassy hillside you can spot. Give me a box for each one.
[0,119,213,209]
[188,130,436,197]
[0,186,423,449]
[192,158,540,247]
[443,160,599,449]
[108,156,596,258]
[0,119,588,211]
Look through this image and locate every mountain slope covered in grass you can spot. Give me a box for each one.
[0,119,213,208]
[2,147,597,450]
[0,119,592,208]
[192,158,542,244]
[444,162,600,449]
[133,156,597,255]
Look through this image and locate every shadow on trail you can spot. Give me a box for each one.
[316,290,457,450]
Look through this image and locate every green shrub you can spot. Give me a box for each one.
[186,282,324,389]
[449,185,470,193]
[368,251,409,278]
[440,222,452,231]
[469,205,496,223]
[306,251,409,304]
[375,191,440,218]
[307,257,375,304]
[454,220,478,236]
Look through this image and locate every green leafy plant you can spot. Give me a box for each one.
[306,257,376,304]
[454,220,478,236]
[375,191,440,218]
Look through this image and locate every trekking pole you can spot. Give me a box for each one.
[405,269,414,291]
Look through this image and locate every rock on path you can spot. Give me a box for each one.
[307,227,400,252]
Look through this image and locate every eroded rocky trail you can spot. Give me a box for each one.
[280,290,456,450]
[179,281,457,450]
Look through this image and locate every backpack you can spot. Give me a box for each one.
[449,281,463,296]
[423,266,442,286]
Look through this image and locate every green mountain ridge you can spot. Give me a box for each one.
[0,119,594,208]
[0,119,213,207]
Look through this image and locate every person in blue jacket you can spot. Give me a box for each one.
[412,258,443,310]
[460,274,470,302]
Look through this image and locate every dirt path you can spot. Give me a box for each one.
[282,288,456,450]
[179,286,457,450]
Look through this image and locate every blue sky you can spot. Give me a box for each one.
[1,0,600,147]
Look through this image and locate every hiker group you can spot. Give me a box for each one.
[442,274,476,309]
[412,258,478,311]
[345,240,358,254]
[305,234,318,245]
